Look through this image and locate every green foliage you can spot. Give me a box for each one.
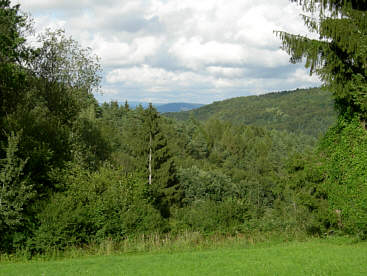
[171,199,247,233]
[0,1,107,252]
[0,132,35,251]
[274,0,367,238]
[0,0,32,128]
[32,165,165,251]
[131,104,182,217]
[0,1,29,62]
[277,1,367,120]
[270,151,329,235]
[320,118,367,235]
[32,29,102,93]
[178,166,239,204]
[69,104,111,169]
[5,0,364,254]
[166,88,336,138]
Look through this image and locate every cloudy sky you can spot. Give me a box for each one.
[16,0,320,104]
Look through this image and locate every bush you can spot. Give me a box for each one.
[171,199,248,233]
[178,166,239,204]
[0,132,35,252]
[31,165,165,251]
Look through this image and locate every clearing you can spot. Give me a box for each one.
[1,239,367,275]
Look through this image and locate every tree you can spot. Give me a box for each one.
[276,0,367,122]
[30,29,102,125]
[3,28,103,192]
[0,132,35,251]
[277,0,367,236]
[0,0,32,136]
[138,104,182,217]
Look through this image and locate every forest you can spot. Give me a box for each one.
[1,0,367,256]
[167,87,337,138]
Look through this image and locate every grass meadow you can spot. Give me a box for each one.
[1,234,367,275]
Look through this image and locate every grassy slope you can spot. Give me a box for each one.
[166,88,337,138]
[2,239,367,276]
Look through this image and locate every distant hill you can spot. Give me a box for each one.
[165,88,337,138]
[156,103,204,113]
[116,101,204,113]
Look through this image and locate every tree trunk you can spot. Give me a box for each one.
[361,119,366,130]
[149,132,152,186]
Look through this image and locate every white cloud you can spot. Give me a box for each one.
[206,67,245,78]
[106,65,215,89]
[291,68,321,84]
[17,0,321,103]
[104,64,320,103]
[169,37,248,70]
[101,87,119,95]
[91,35,163,67]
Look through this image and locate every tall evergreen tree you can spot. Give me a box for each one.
[277,0,367,235]
[138,104,181,217]
[276,0,367,122]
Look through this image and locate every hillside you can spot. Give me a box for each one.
[165,88,337,137]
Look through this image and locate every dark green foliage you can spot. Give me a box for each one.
[277,0,367,121]
[271,151,329,234]
[134,104,182,217]
[92,102,328,238]
[320,118,367,236]
[0,0,32,138]
[70,104,111,169]
[276,0,367,237]
[171,199,247,233]
[166,88,336,138]
[6,0,367,255]
[0,12,102,192]
[178,166,239,204]
[32,165,165,251]
[0,2,106,252]
[0,132,35,251]
[166,117,328,232]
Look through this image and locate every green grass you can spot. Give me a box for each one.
[1,238,367,275]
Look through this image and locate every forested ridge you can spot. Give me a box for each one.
[1,0,367,256]
[166,87,337,138]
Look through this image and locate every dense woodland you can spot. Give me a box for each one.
[1,0,367,255]
[167,87,337,138]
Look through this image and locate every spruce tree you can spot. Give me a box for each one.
[276,0,367,123]
[277,0,367,235]
[137,104,181,217]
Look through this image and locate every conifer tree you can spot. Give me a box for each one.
[124,100,130,112]
[138,104,181,217]
[276,0,367,123]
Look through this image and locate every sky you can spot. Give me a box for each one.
[16,0,321,104]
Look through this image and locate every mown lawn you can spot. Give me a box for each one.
[1,239,367,275]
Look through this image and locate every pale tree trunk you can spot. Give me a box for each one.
[149,132,152,186]
[361,119,366,130]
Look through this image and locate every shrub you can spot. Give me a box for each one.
[178,166,239,204]
[171,199,248,233]
[31,165,165,251]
